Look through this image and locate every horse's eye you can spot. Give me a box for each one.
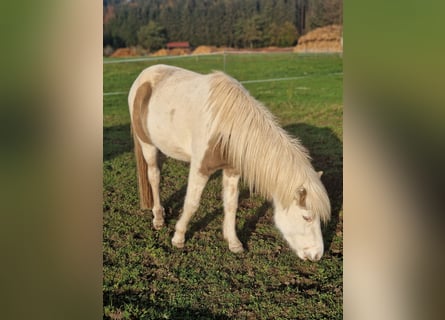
[303,215,313,222]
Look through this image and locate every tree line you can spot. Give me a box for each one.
[103,0,342,51]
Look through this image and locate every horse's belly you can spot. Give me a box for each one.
[153,136,192,162]
[148,122,192,162]
[147,107,195,162]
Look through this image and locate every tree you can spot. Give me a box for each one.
[268,21,299,47]
[237,15,266,48]
[296,0,308,35]
[306,0,342,30]
[277,21,299,46]
[137,21,167,51]
[103,0,342,50]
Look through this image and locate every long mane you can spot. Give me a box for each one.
[206,71,330,222]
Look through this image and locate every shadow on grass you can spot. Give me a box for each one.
[178,171,225,241]
[184,186,272,251]
[104,289,230,319]
[187,207,221,241]
[103,124,132,161]
[164,184,187,221]
[284,123,343,254]
[238,198,271,250]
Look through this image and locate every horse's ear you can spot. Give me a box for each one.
[297,187,307,207]
[317,171,323,178]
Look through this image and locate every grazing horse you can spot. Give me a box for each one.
[128,64,330,261]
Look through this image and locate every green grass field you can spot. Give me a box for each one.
[104,53,343,319]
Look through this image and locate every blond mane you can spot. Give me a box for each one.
[206,72,330,222]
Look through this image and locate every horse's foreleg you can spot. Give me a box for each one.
[222,169,243,253]
[172,167,209,248]
[141,144,165,230]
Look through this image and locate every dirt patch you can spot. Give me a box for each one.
[255,46,294,53]
[294,25,343,53]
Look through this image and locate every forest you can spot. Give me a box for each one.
[103,0,342,51]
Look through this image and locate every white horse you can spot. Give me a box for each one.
[128,64,331,261]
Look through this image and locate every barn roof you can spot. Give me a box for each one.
[166,41,190,49]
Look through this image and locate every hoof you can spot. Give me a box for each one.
[152,208,165,230]
[171,239,185,249]
[229,243,244,253]
[152,218,164,230]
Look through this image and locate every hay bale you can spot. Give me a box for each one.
[150,48,190,56]
[169,48,191,56]
[192,46,236,54]
[151,49,169,56]
[110,47,137,57]
[192,45,217,55]
[294,25,343,53]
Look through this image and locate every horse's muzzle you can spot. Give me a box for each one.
[300,247,323,261]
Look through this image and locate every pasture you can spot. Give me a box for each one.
[103,53,343,319]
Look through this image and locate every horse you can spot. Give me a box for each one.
[128,64,331,261]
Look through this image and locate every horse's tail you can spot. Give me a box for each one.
[131,81,153,209]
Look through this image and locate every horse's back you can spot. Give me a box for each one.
[130,65,213,162]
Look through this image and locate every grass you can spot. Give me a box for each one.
[104,52,343,319]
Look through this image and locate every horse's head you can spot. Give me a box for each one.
[273,172,329,261]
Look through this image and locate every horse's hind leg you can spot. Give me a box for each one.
[172,166,209,248]
[222,168,243,253]
[141,144,165,230]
